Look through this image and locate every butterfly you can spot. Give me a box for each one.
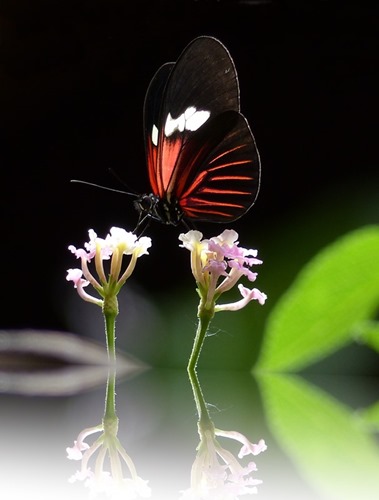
[134,36,261,228]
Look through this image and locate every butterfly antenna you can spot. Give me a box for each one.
[70,179,138,198]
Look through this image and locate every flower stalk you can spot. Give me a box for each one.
[102,295,118,363]
[66,227,152,362]
[180,229,267,372]
[187,300,214,373]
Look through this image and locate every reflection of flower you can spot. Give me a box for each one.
[180,420,267,499]
[180,229,267,370]
[184,368,267,499]
[67,369,151,498]
[67,417,151,498]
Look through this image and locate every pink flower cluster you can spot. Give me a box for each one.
[179,229,267,312]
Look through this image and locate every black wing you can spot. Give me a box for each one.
[143,37,241,199]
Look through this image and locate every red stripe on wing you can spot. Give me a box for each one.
[146,139,159,195]
[181,198,249,219]
[158,136,183,198]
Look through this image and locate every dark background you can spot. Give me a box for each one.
[1,1,378,364]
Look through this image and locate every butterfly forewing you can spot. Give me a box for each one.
[141,36,260,225]
[144,37,241,198]
[161,37,240,120]
[143,62,174,196]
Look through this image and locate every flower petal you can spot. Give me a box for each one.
[239,284,267,305]
[66,268,89,288]
[179,230,204,251]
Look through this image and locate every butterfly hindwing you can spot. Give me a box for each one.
[173,110,260,221]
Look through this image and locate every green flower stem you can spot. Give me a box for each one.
[187,298,215,373]
[103,294,119,363]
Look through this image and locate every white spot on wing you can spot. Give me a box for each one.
[164,107,210,137]
[165,112,185,136]
[185,108,210,131]
[152,124,159,146]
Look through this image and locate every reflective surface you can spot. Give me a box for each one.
[2,336,379,500]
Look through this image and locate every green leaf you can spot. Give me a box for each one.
[257,373,379,500]
[358,400,379,432]
[355,319,379,353]
[256,225,379,372]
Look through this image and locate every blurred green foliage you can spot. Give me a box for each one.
[257,373,379,500]
[256,225,379,372]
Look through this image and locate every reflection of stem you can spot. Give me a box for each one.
[102,368,140,481]
[187,363,214,432]
[187,300,214,372]
[104,368,116,420]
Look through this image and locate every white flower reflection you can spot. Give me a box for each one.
[183,365,267,499]
[66,370,151,499]
[67,421,151,499]
[180,425,266,499]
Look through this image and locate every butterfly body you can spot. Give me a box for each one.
[136,36,260,226]
[134,193,183,226]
